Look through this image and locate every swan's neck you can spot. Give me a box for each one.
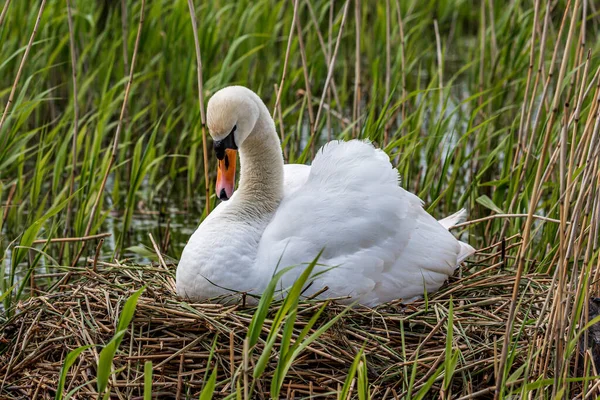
[229,106,284,218]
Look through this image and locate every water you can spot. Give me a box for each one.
[1,178,202,296]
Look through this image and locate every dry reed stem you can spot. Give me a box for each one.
[487,0,497,61]
[516,0,540,149]
[384,0,391,103]
[556,100,570,386]
[542,13,596,391]
[120,0,130,159]
[521,0,551,137]
[450,213,563,230]
[434,19,443,90]
[303,0,345,124]
[121,0,130,77]
[83,0,146,238]
[565,51,592,218]
[478,1,485,109]
[352,0,361,139]
[393,0,407,135]
[0,0,47,147]
[186,0,211,215]
[496,1,582,397]
[64,0,79,260]
[1,182,16,227]
[273,83,287,160]
[327,0,333,141]
[293,4,315,157]
[314,0,350,134]
[573,68,600,185]
[522,0,571,178]
[561,95,596,391]
[0,0,11,28]
[273,0,300,116]
[383,0,391,145]
[502,0,551,240]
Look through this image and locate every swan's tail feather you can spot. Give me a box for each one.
[438,208,467,230]
[438,209,476,265]
[457,241,476,264]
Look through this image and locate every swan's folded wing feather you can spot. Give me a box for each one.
[256,140,463,305]
[308,140,400,187]
[282,164,310,194]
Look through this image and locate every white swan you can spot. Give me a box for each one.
[176,86,475,306]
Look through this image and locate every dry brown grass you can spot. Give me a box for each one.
[2,236,583,399]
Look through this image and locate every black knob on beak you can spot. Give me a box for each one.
[214,126,238,160]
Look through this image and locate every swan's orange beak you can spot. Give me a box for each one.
[216,148,237,201]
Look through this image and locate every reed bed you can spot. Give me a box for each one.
[2,0,600,397]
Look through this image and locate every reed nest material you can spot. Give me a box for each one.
[0,239,556,399]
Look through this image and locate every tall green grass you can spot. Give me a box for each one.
[1,0,600,397]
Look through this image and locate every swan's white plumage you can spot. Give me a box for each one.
[255,140,471,305]
[176,86,475,306]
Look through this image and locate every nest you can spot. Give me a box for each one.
[0,237,559,399]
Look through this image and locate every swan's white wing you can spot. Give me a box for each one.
[256,140,467,306]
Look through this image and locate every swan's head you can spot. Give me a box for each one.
[207,86,260,201]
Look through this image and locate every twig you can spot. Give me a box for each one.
[149,233,176,291]
[305,286,329,300]
[148,233,167,270]
[32,232,111,245]
[451,214,564,229]
[92,238,104,273]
